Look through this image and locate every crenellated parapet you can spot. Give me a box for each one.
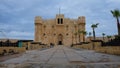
[78,16,85,24]
[35,16,43,24]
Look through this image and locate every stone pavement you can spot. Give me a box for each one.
[0,45,120,68]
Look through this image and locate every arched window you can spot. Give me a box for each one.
[52,25,54,28]
[58,18,63,24]
[61,18,63,24]
[58,18,60,24]
[43,33,45,36]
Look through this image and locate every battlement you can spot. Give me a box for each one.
[56,14,64,18]
[35,16,42,24]
[78,16,85,23]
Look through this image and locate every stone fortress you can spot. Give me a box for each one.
[34,14,86,46]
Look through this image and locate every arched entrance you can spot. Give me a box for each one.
[58,34,63,45]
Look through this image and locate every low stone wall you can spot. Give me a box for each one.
[28,44,48,50]
[73,41,120,55]
[0,47,26,55]
[73,43,93,50]
[0,44,48,55]
[95,46,120,55]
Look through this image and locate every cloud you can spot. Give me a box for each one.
[106,0,120,3]
[9,31,32,36]
[0,0,120,39]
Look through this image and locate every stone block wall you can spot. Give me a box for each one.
[0,47,26,55]
[73,41,120,55]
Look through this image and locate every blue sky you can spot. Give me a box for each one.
[0,0,120,40]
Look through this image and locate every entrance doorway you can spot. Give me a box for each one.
[58,41,62,45]
[58,34,63,45]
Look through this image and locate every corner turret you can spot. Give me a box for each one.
[78,16,85,24]
[35,16,42,24]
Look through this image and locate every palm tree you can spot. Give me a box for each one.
[111,9,120,36]
[91,23,99,40]
[81,31,87,42]
[102,33,105,41]
[89,32,92,41]
[78,30,82,43]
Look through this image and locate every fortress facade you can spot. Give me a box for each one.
[34,14,86,46]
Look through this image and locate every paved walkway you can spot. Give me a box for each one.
[0,46,120,68]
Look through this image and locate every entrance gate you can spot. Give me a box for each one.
[58,34,63,45]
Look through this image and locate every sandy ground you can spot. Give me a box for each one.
[0,46,120,68]
[0,54,22,62]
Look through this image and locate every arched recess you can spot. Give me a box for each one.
[58,34,63,45]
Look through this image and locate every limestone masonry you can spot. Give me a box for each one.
[34,14,86,46]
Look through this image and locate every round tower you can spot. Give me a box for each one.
[77,16,86,42]
[34,16,43,42]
